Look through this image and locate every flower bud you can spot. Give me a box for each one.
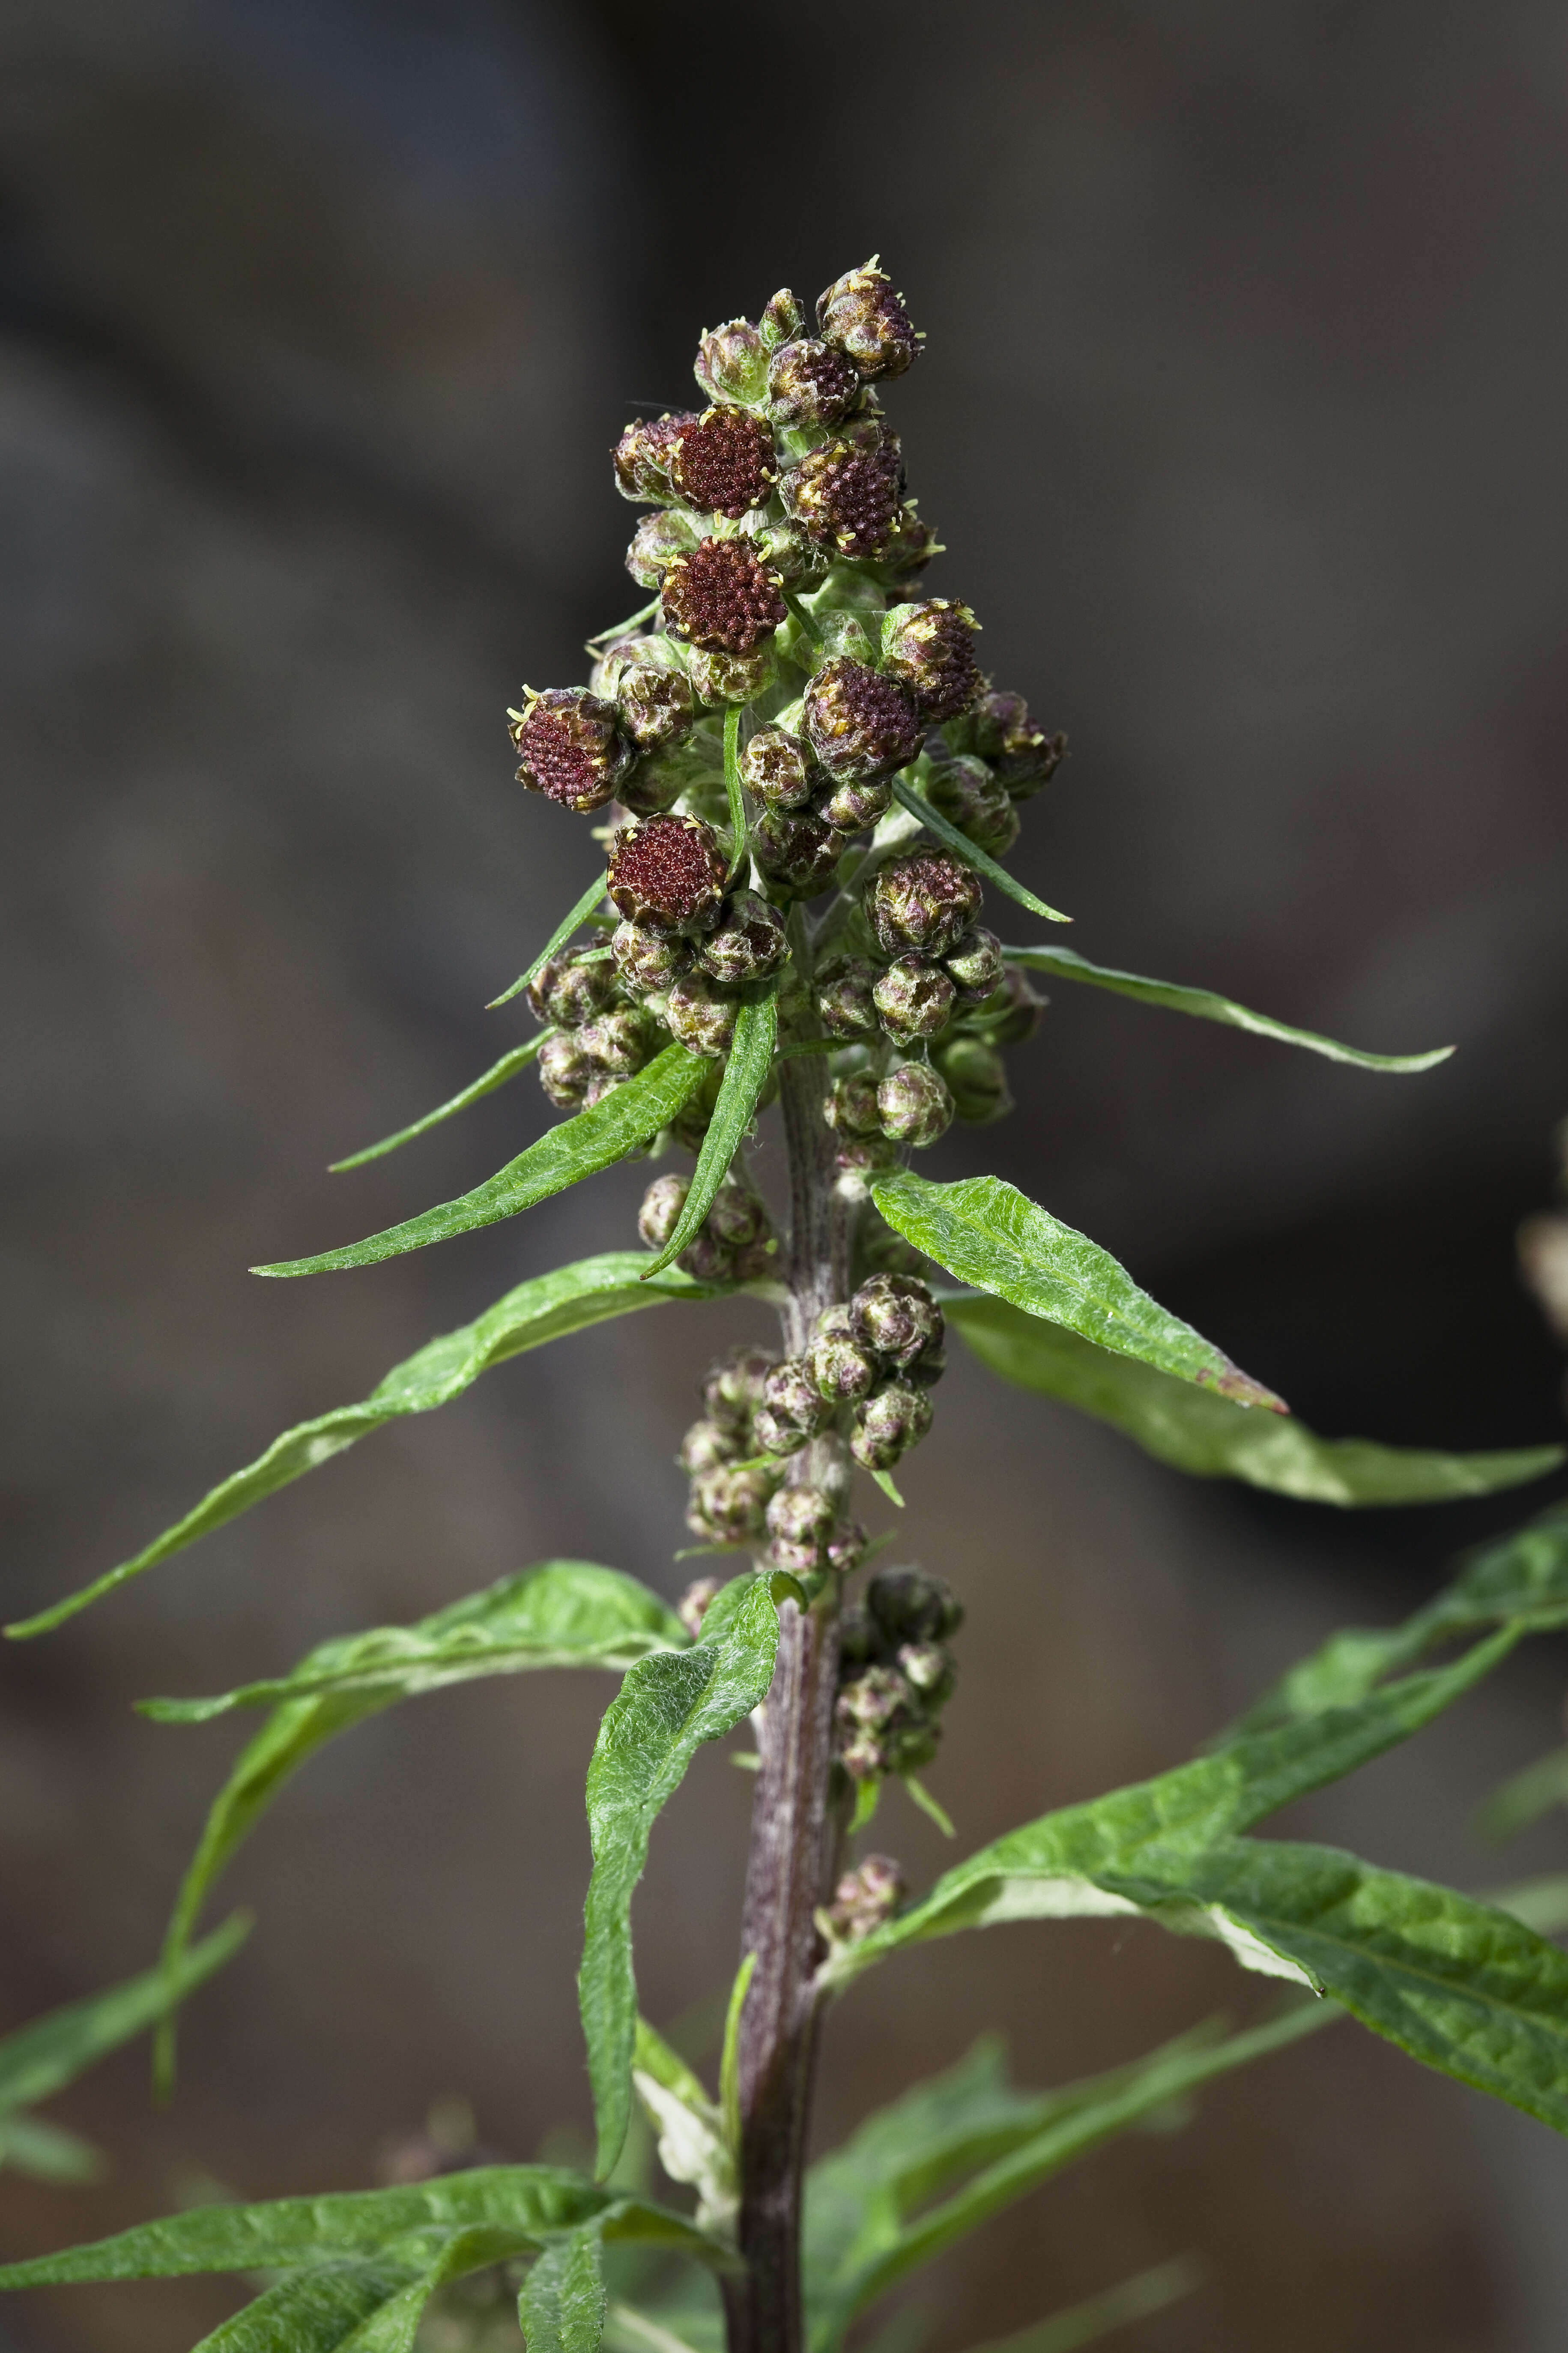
[934,1034,1012,1124]
[759,287,805,347]
[827,1518,868,1575]
[835,1132,902,1180]
[826,1072,884,1136]
[882,1719,940,1776]
[615,411,699,502]
[639,1170,688,1251]
[678,1575,722,1637]
[881,601,982,723]
[757,1358,834,1446]
[866,848,982,957]
[687,643,778,708]
[752,807,847,899]
[814,608,880,668]
[942,926,1004,1002]
[512,689,635,813]
[607,814,727,935]
[765,1482,838,1572]
[851,1378,934,1470]
[687,1464,776,1545]
[806,1315,878,1404]
[665,971,738,1058]
[837,1604,876,1668]
[783,436,903,558]
[675,1228,738,1284]
[972,689,1066,800]
[703,1344,778,1428]
[926,752,1019,858]
[695,891,789,987]
[817,263,920,380]
[876,1061,955,1147]
[872,955,956,1047]
[838,1727,885,1783]
[679,1421,743,1476]
[838,1663,915,1733]
[578,1004,656,1076]
[669,407,779,519]
[615,660,696,752]
[897,1640,955,1707]
[740,727,820,811]
[867,1565,963,1644]
[849,1274,944,1371]
[581,1071,628,1109]
[879,507,940,586]
[695,318,769,407]
[537,1030,593,1109]
[815,955,880,1039]
[625,508,700,587]
[973,965,1045,1045]
[526,948,618,1029]
[816,771,894,833]
[750,519,830,588]
[613,918,693,997]
[767,337,861,428]
[706,1176,774,1259]
[619,734,717,816]
[662,536,786,655]
[805,658,923,784]
[826,1854,905,1941]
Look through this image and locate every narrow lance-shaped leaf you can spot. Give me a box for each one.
[254,1045,711,1279]
[9,1253,729,1639]
[582,1576,781,2179]
[489,874,611,1010]
[722,706,747,878]
[952,2260,1203,2353]
[872,1170,1284,1409]
[520,2222,610,2353]
[0,2113,107,2186]
[0,1915,248,2116]
[1003,943,1452,1073]
[148,1564,686,2093]
[947,1294,1562,1507]
[329,1034,551,1172]
[194,2229,524,2353]
[643,988,780,1279]
[889,776,1070,925]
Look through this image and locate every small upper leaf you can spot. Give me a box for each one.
[329,1035,550,1172]
[488,874,612,1010]
[888,777,1070,925]
[0,1916,248,2118]
[643,988,780,1279]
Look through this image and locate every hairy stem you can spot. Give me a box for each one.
[726,1047,852,2353]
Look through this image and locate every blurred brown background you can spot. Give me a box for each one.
[3,1,1568,2347]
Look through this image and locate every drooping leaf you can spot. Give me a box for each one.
[254,1046,710,1278]
[488,874,612,1010]
[952,2259,1203,2353]
[9,1254,728,1639]
[582,1576,781,2180]
[329,1036,550,1172]
[872,1172,1284,1409]
[1003,944,1452,1073]
[643,990,780,1279]
[889,777,1069,925]
[520,2222,609,2353]
[148,1566,684,2092]
[947,1294,1562,1506]
[0,2112,107,2186]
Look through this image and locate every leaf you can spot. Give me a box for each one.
[872,1171,1284,1410]
[947,1295,1563,1506]
[581,1576,781,2179]
[722,706,747,878]
[889,777,1070,925]
[1488,1874,1568,1936]
[606,2303,715,2353]
[1003,944,1452,1073]
[953,2258,1203,2353]
[718,1951,754,2169]
[632,2019,733,2226]
[9,1253,728,1639]
[0,1916,248,2117]
[642,990,780,1278]
[1477,1749,1568,1843]
[191,2255,433,2352]
[329,1036,550,1171]
[488,875,611,1010]
[902,1777,955,1838]
[520,2223,609,2353]
[148,1566,684,2093]
[0,2112,108,2186]
[254,1046,711,1278]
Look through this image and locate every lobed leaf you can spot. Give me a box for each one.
[889,777,1070,925]
[582,1577,781,2180]
[872,1171,1284,1409]
[0,1916,248,2119]
[1003,944,1452,1073]
[642,989,780,1279]
[947,1295,1562,1506]
[329,1035,550,1172]
[9,1253,728,1639]
[520,2222,609,2353]
[254,1046,711,1278]
[488,874,612,1010]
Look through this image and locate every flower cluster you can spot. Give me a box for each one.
[526,947,660,1112]
[677,1343,867,1574]
[835,1567,963,1785]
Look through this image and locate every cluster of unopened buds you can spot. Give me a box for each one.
[834,1566,963,1787]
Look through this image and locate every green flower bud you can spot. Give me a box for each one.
[815,771,894,833]
[815,608,880,667]
[816,262,921,380]
[872,955,956,1046]
[706,1175,774,1260]
[695,318,769,407]
[678,1575,722,1636]
[806,1310,878,1404]
[765,1482,838,1573]
[837,1727,885,1782]
[526,948,618,1029]
[665,971,738,1058]
[687,642,778,707]
[752,807,847,899]
[972,689,1066,800]
[876,1060,954,1147]
[826,1072,884,1137]
[639,1172,690,1252]
[942,925,1005,1002]
[926,751,1019,857]
[615,659,696,752]
[850,1378,934,1471]
[766,336,861,428]
[612,918,693,997]
[835,1131,902,1180]
[854,1221,930,1283]
[880,600,982,723]
[759,287,805,348]
[607,813,727,935]
[849,1274,944,1371]
[934,1033,1012,1124]
[783,435,903,559]
[615,411,699,502]
[679,1421,742,1476]
[704,1344,778,1428]
[669,407,779,519]
[740,727,819,810]
[578,1003,657,1076]
[866,847,983,957]
[537,1030,593,1109]
[695,891,789,987]
[867,1565,963,1643]
[750,518,830,588]
[625,508,700,588]
[805,657,923,783]
[879,507,940,586]
[971,965,1046,1045]
[511,688,634,813]
[815,955,880,1039]
[687,1463,777,1545]
[826,1854,905,1941]
[881,1718,940,1776]
[756,1357,834,1449]
[897,1639,955,1707]
[662,535,786,655]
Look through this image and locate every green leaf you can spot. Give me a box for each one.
[149,1566,683,2094]
[0,2112,108,2186]
[0,1916,248,2117]
[722,706,747,877]
[582,1576,781,2179]
[254,1046,711,1278]
[488,875,611,1010]
[520,2223,609,2353]
[642,990,780,1279]
[191,2255,433,2352]
[9,1253,728,1639]
[953,2258,1203,2353]
[718,1951,754,2171]
[1003,944,1452,1073]
[1477,1749,1568,1843]
[889,777,1070,926]
[329,1035,550,1171]
[872,1172,1284,1409]
[1488,1874,1568,1936]
[947,1295,1563,1506]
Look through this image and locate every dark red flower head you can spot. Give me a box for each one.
[881,599,983,722]
[606,813,727,935]
[804,657,923,784]
[782,435,902,558]
[511,690,633,812]
[766,338,861,428]
[661,536,787,654]
[816,263,921,380]
[669,407,779,519]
